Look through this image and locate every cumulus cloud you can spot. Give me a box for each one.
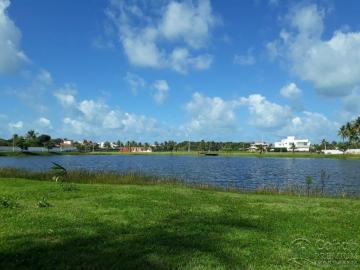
[184,92,240,135]
[268,3,360,96]
[279,111,339,141]
[160,0,216,49]
[78,100,108,122]
[106,0,217,73]
[239,94,292,129]
[169,47,212,73]
[63,117,89,135]
[8,120,23,130]
[54,84,77,107]
[153,80,169,104]
[38,117,51,128]
[56,87,162,139]
[0,0,28,74]
[280,82,302,99]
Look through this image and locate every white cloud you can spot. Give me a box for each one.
[184,92,240,135]
[63,117,89,135]
[58,90,161,139]
[121,27,164,68]
[8,120,23,130]
[160,0,216,49]
[268,4,360,96]
[78,99,108,121]
[170,47,212,73]
[279,111,339,141]
[107,0,216,73]
[289,4,324,38]
[54,84,77,107]
[240,94,292,129]
[0,0,28,74]
[124,72,146,94]
[153,80,169,104]
[280,82,302,99]
[38,117,51,128]
[233,49,256,66]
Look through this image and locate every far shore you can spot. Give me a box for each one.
[1,150,360,160]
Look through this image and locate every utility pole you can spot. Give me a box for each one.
[188,138,191,152]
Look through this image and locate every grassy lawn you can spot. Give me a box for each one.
[1,178,359,269]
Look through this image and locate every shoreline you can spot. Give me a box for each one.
[1,150,360,160]
[0,167,359,199]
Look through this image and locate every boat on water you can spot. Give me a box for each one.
[199,151,219,156]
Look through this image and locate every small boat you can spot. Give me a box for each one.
[199,151,219,156]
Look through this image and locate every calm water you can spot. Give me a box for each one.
[0,155,359,195]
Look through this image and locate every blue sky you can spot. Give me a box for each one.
[1,0,360,143]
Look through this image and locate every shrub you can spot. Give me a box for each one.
[37,197,51,208]
[0,196,18,208]
[306,176,313,197]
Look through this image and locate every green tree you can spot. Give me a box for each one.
[321,139,328,150]
[103,141,111,150]
[290,143,296,154]
[15,136,28,151]
[37,134,51,146]
[25,130,38,147]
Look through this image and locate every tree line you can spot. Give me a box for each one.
[1,116,359,152]
[338,116,360,147]
[0,130,62,150]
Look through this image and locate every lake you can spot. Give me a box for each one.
[0,155,359,195]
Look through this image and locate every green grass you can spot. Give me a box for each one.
[0,151,58,157]
[1,178,359,269]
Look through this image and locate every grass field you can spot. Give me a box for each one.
[1,177,359,269]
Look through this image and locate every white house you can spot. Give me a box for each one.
[322,149,343,155]
[248,141,268,152]
[99,142,117,149]
[274,136,311,152]
[346,149,360,154]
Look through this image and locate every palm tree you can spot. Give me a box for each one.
[26,130,37,140]
[338,125,347,142]
[354,117,360,142]
[290,142,296,153]
[345,122,355,144]
[321,139,328,150]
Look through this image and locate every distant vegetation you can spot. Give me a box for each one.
[0,116,359,153]
[338,116,360,150]
[0,130,63,150]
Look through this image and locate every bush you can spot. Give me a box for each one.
[37,197,51,208]
[0,196,18,208]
